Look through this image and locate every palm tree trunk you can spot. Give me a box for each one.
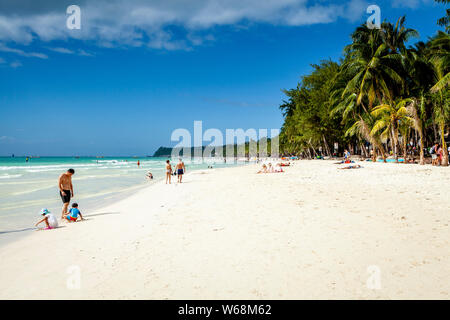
[308,140,318,158]
[389,131,395,158]
[440,122,449,167]
[419,136,425,165]
[322,135,332,157]
[432,119,438,143]
[411,98,425,165]
[403,136,407,163]
[360,142,368,158]
[392,125,399,162]
[372,146,377,162]
[379,142,387,162]
[372,141,387,162]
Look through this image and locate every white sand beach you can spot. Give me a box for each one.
[0,161,449,300]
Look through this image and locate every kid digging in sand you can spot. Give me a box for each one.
[35,208,58,230]
[65,203,84,222]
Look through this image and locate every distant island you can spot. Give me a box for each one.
[152,139,276,158]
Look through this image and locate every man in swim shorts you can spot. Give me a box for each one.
[58,169,75,219]
[175,159,186,183]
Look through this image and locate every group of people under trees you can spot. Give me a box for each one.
[430,143,448,166]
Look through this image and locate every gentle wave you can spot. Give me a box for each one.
[0,174,23,179]
[10,185,55,196]
[0,163,99,171]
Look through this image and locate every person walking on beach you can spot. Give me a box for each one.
[175,159,186,183]
[58,169,75,219]
[437,144,443,166]
[430,143,439,166]
[166,160,172,184]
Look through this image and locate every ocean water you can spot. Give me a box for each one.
[0,156,240,244]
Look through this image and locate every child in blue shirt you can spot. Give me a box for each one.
[66,203,84,222]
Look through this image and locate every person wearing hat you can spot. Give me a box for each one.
[35,208,58,230]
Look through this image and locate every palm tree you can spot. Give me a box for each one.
[429,31,450,166]
[337,20,417,161]
[399,117,413,162]
[346,113,387,162]
[343,18,417,109]
[404,42,436,164]
[430,32,450,93]
[381,16,419,54]
[430,92,449,166]
[435,0,450,33]
[370,99,414,162]
[406,98,427,164]
[343,31,403,109]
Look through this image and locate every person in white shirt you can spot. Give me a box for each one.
[35,208,58,230]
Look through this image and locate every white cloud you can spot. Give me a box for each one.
[0,44,48,58]
[78,49,94,56]
[391,0,432,9]
[10,61,22,68]
[48,47,74,54]
[47,47,94,56]
[0,135,16,142]
[345,0,369,22]
[0,0,370,51]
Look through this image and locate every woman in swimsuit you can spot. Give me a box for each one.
[437,145,443,166]
[165,160,172,184]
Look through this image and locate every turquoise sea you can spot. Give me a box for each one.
[0,156,239,244]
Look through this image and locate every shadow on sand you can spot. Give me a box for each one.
[0,227,36,235]
[0,225,67,235]
[86,212,121,218]
[0,213,120,236]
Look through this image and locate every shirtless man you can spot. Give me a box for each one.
[58,169,75,219]
[175,159,186,183]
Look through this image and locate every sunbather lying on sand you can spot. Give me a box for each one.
[334,160,355,164]
[274,163,284,173]
[258,163,285,174]
[257,164,268,174]
[339,165,362,170]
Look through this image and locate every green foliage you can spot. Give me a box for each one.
[435,0,450,32]
[279,16,450,164]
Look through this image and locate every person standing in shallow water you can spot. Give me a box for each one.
[58,169,75,219]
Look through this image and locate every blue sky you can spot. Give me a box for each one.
[0,0,446,156]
